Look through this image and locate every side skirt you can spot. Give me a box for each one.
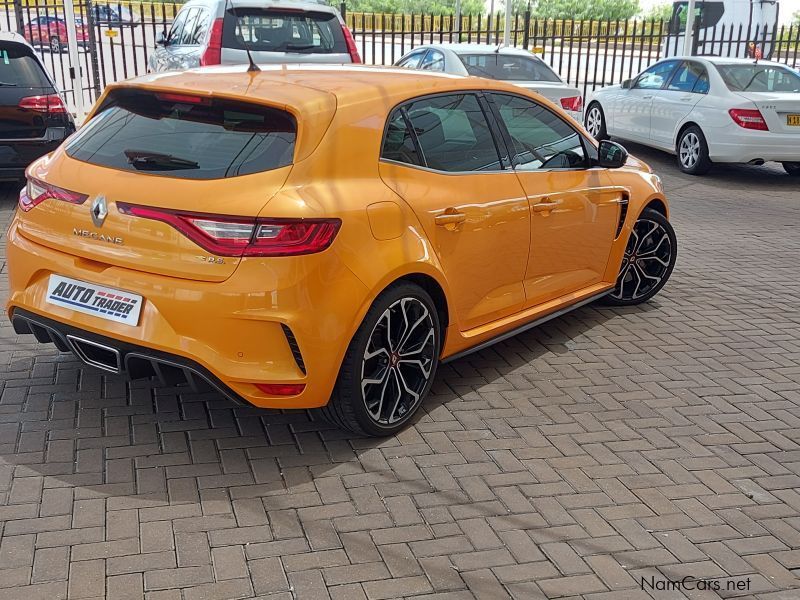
[442,288,611,364]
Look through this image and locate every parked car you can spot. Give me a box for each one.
[8,64,675,436]
[148,0,360,73]
[395,44,583,121]
[92,4,140,25]
[0,32,75,181]
[585,57,800,175]
[24,15,89,53]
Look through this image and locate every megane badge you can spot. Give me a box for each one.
[91,196,108,228]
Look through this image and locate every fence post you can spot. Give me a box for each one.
[690,14,700,55]
[340,1,346,21]
[13,0,25,35]
[83,0,102,100]
[522,8,531,49]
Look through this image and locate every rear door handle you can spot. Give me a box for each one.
[435,211,466,226]
[641,95,653,100]
[533,201,561,213]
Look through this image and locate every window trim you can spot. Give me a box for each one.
[379,90,512,175]
[484,91,599,172]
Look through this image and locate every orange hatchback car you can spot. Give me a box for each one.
[6,65,676,436]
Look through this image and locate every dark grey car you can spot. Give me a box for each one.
[148,0,360,73]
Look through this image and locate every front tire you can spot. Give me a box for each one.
[584,102,607,140]
[603,208,677,306]
[321,283,441,437]
[677,125,711,175]
[782,162,800,177]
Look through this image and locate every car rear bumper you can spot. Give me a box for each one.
[5,218,370,409]
[707,131,800,163]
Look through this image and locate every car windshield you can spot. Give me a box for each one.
[458,53,561,82]
[0,42,51,87]
[222,9,346,54]
[716,64,800,93]
[65,89,296,179]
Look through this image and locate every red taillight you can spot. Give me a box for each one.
[342,23,361,64]
[19,94,67,114]
[255,383,306,396]
[155,92,211,105]
[200,18,223,66]
[19,178,88,212]
[560,96,583,112]
[729,108,768,131]
[117,204,341,257]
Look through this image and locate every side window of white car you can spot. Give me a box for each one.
[398,50,426,69]
[634,61,679,90]
[420,50,445,72]
[667,61,709,94]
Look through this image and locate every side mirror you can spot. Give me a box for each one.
[621,79,633,89]
[597,140,628,169]
[156,30,169,46]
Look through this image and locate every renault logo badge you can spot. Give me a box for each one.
[91,196,108,228]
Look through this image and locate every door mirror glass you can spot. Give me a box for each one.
[156,30,169,46]
[597,140,628,168]
[621,79,632,89]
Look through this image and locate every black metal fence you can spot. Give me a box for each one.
[2,0,799,112]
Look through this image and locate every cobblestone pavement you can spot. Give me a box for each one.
[0,149,799,600]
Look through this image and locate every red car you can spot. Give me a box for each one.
[25,16,89,53]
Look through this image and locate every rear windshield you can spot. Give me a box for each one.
[716,64,800,93]
[458,54,561,82]
[0,42,52,88]
[65,89,296,179]
[222,9,346,54]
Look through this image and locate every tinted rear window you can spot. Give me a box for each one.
[715,64,800,93]
[65,89,296,179]
[0,42,52,88]
[458,54,560,82]
[222,9,346,54]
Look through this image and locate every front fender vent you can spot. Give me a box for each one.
[615,195,629,239]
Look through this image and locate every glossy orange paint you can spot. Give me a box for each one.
[6,64,669,409]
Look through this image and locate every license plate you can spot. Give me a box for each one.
[788,114,800,126]
[46,275,142,326]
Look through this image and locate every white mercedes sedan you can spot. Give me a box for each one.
[584,57,800,176]
[394,44,583,122]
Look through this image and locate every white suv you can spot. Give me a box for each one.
[148,0,360,73]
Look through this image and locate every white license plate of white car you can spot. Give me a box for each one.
[46,275,142,326]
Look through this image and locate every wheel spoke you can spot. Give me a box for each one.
[633,221,660,253]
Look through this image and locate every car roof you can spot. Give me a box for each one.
[413,43,537,58]
[663,55,788,68]
[0,31,34,48]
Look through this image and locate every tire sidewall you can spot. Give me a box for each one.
[603,208,677,306]
[338,283,441,436]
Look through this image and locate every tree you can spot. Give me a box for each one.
[641,2,673,22]
[793,10,800,25]
[532,0,641,20]
[342,0,486,14]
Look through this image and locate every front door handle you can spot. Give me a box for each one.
[435,211,466,226]
[641,95,653,100]
[533,201,561,213]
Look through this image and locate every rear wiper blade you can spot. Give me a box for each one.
[280,43,316,51]
[124,149,199,170]
[0,81,18,87]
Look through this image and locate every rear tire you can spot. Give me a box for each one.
[584,102,608,140]
[49,35,61,53]
[782,162,800,177]
[320,283,441,437]
[602,208,677,306]
[677,125,711,175]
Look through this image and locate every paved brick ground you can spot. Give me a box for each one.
[0,149,799,600]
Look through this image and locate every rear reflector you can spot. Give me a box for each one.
[729,108,768,131]
[342,23,361,64]
[560,96,583,112]
[20,177,88,212]
[255,383,306,395]
[117,204,341,257]
[19,94,67,114]
[200,18,223,66]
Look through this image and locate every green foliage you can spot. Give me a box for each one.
[532,0,641,20]
[641,2,673,22]
[793,10,800,25]
[342,0,486,14]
